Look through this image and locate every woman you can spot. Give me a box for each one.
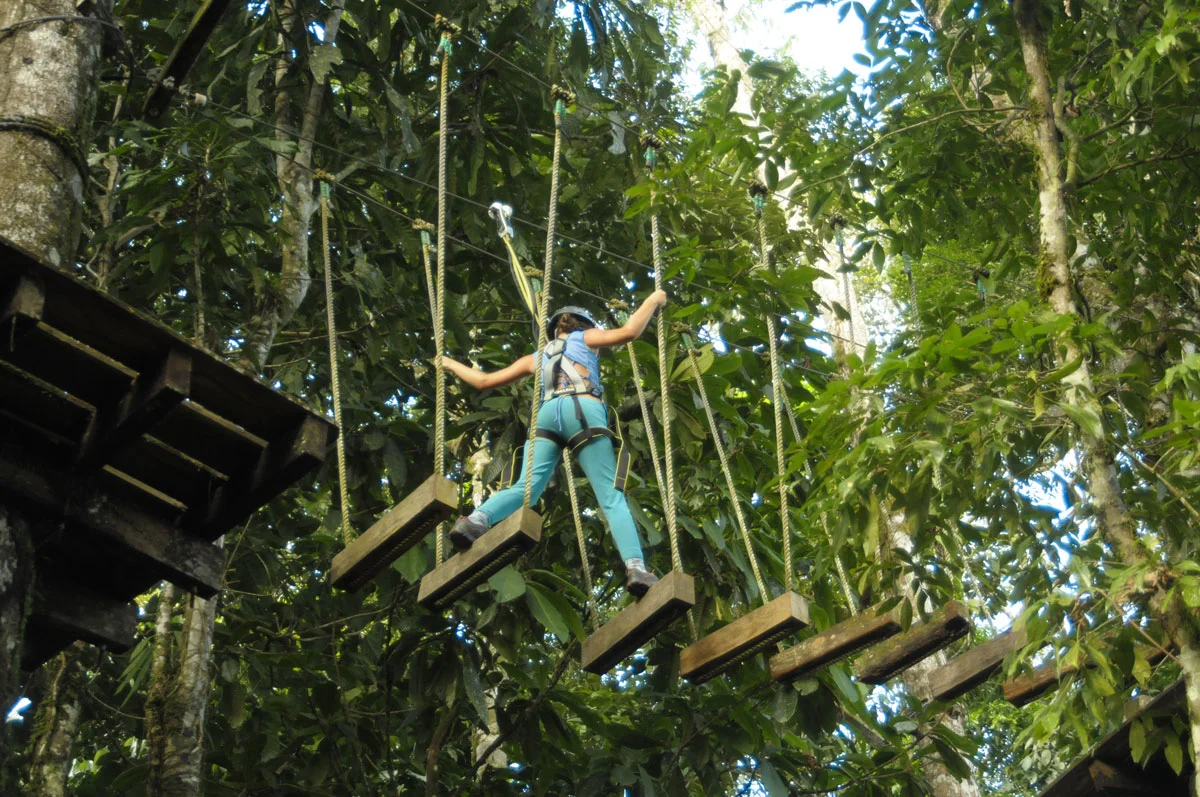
[442,290,667,597]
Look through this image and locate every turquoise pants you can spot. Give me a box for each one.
[477,396,645,562]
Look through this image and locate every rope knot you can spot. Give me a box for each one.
[434,15,461,36]
[313,168,336,183]
[749,180,768,214]
[550,85,576,105]
[411,219,435,233]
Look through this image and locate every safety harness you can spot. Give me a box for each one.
[502,336,630,491]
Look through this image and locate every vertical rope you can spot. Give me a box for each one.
[643,136,682,576]
[687,347,769,604]
[433,16,459,564]
[563,451,601,629]
[753,185,793,594]
[766,317,793,594]
[626,342,668,511]
[523,86,572,508]
[318,177,353,545]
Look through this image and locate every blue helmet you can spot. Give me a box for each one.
[546,306,598,337]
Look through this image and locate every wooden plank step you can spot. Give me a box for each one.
[680,592,809,684]
[854,601,972,685]
[1004,661,1079,706]
[417,508,542,609]
[332,475,459,591]
[581,570,696,675]
[770,603,902,683]
[914,628,1027,703]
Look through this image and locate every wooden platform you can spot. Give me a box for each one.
[769,604,902,683]
[417,508,542,610]
[580,570,695,675]
[331,475,458,591]
[854,601,972,685]
[0,236,337,668]
[913,628,1026,703]
[680,592,809,684]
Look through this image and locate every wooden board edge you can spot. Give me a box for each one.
[768,605,903,683]
[680,591,809,683]
[330,475,458,591]
[416,508,543,609]
[580,571,696,675]
[854,601,973,685]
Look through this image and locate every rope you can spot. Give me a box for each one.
[766,317,793,594]
[523,85,572,508]
[563,451,601,629]
[433,18,458,564]
[644,136,682,576]
[753,187,793,594]
[318,178,354,545]
[686,347,769,603]
[625,342,668,511]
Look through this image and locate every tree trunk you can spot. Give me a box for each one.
[0,505,35,793]
[0,0,110,266]
[24,641,88,797]
[145,584,178,795]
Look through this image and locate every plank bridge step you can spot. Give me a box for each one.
[854,601,972,685]
[417,508,542,609]
[681,592,809,684]
[580,570,695,675]
[914,628,1026,703]
[769,603,902,683]
[331,475,458,591]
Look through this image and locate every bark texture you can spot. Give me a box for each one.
[0,0,110,266]
[24,641,88,797]
[0,505,34,794]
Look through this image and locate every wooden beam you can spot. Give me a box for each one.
[1089,760,1162,795]
[417,509,542,609]
[770,604,903,683]
[143,0,236,119]
[0,439,224,596]
[0,273,44,327]
[914,628,1027,703]
[580,570,696,675]
[854,601,972,685]
[191,415,331,540]
[680,591,809,684]
[331,475,458,591]
[31,578,137,651]
[77,347,192,470]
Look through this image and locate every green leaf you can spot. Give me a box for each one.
[309,44,344,84]
[1061,402,1104,440]
[1129,718,1146,763]
[759,760,788,797]
[1165,729,1184,774]
[525,583,570,642]
[829,664,861,706]
[460,653,491,728]
[488,566,527,602]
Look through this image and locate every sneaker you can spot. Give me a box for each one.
[449,516,487,551]
[625,566,659,598]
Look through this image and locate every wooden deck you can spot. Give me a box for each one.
[580,570,695,675]
[0,236,337,667]
[680,592,809,684]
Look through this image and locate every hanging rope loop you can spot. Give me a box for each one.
[434,14,459,56]
[748,180,768,215]
[641,133,663,169]
[550,85,575,120]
